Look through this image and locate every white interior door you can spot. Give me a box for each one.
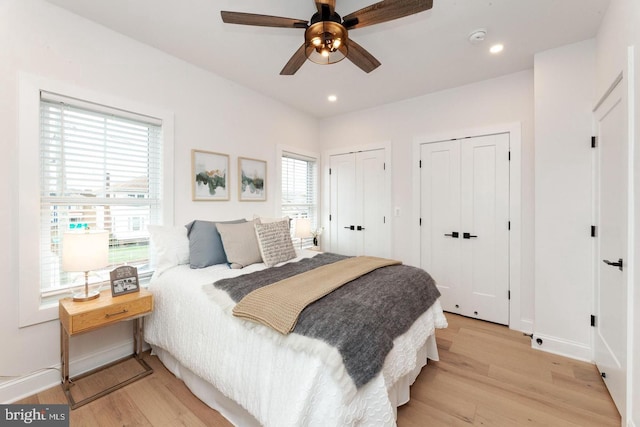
[329,149,388,257]
[460,134,510,324]
[359,150,388,258]
[420,141,462,313]
[420,133,510,325]
[594,77,628,417]
[329,153,357,256]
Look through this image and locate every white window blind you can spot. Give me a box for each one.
[281,151,318,247]
[39,92,162,298]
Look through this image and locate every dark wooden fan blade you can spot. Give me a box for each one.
[221,11,308,29]
[341,39,381,73]
[315,0,336,15]
[280,44,308,75]
[342,0,433,30]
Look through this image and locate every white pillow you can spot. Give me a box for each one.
[148,225,189,278]
[254,219,297,267]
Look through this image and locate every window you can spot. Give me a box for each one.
[281,151,318,248]
[39,92,162,300]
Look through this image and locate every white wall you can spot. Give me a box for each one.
[318,70,536,330]
[1,0,635,418]
[597,0,639,425]
[532,40,596,361]
[0,0,318,402]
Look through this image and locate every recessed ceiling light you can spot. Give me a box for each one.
[328,95,337,102]
[490,44,504,54]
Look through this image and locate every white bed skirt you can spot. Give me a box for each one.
[151,332,438,427]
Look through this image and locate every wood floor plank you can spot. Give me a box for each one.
[89,391,153,427]
[17,313,620,426]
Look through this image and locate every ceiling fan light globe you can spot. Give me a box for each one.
[304,20,348,65]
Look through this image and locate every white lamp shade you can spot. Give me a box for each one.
[62,230,109,272]
[294,218,312,239]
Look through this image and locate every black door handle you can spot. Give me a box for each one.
[603,258,623,271]
[357,225,365,231]
[344,225,355,230]
[444,232,459,238]
[463,232,477,239]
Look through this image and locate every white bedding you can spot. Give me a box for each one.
[144,251,448,426]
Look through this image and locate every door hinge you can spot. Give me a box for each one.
[508,221,511,230]
[591,225,597,237]
[383,216,386,224]
[591,315,596,327]
[508,151,511,161]
[329,168,332,175]
[329,214,332,221]
[591,136,597,148]
[383,162,386,170]
[419,218,422,226]
[508,290,511,300]
[419,160,422,168]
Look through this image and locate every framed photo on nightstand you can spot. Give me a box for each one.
[110,266,139,297]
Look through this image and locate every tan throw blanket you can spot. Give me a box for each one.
[232,256,401,334]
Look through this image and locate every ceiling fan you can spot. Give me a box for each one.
[221,0,433,75]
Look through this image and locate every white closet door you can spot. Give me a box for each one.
[594,77,628,417]
[420,141,462,314]
[329,152,358,256]
[420,133,510,325]
[460,134,510,325]
[359,149,388,258]
[329,149,387,257]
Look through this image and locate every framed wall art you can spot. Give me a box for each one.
[110,265,139,297]
[238,157,266,201]
[192,149,230,201]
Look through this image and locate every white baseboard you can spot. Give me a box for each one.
[530,333,592,363]
[0,368,61,405]
[0,339,137,404]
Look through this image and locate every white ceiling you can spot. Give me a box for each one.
[44,0,610,118]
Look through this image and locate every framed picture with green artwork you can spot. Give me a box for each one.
[192,149,229,201]
[238,157,266,201]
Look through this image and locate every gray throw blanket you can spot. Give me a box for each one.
[214,253,441,389]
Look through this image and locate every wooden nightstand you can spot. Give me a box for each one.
[59,288,154,409]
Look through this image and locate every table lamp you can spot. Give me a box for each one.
[294,218,312,249]
[62,230,109,301]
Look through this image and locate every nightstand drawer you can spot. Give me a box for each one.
[71,297,152,334]
[59,289,153,335]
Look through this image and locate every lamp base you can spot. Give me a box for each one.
[73,289,100,302]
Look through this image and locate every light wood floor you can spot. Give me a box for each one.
[18,313,621,426]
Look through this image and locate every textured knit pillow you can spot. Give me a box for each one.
[254,219,296,267]
[185,218,246,268]
[217,220,263,269]
[147,225,190,278]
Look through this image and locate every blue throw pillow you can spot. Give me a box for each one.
[185,218,246,268]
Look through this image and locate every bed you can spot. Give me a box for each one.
[144,219,448,426]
